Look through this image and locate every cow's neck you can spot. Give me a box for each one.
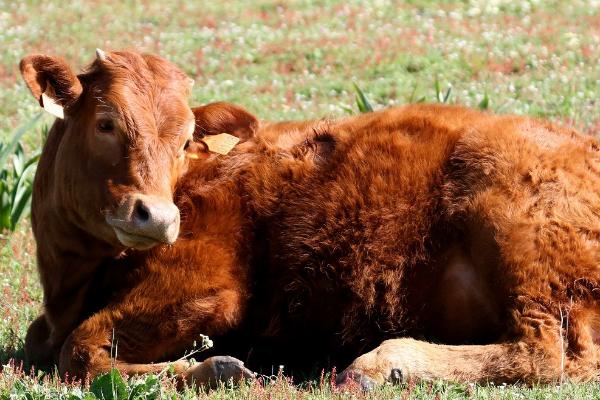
[190,142,311,220]
[174,141,305,265]
[32,120,124,344]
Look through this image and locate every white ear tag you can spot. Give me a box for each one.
[201,133,240,155]
[41,92,64,119]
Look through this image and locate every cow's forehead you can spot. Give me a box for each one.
[93,88,192,144]
[84,52,190,105]
[84,52,193,139]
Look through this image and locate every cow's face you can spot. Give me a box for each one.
[20,50,201,250]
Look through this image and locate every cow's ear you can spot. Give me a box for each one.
[20,55,83,113]
[192,102,258,143]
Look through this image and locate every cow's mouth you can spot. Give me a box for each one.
[111,225,161,250]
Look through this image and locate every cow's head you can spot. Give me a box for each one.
[20,50,256,250]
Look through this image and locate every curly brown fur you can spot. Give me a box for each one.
[22,51,600,386]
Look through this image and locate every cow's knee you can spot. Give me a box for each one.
[25,315,55,371]
[58,330,111,380]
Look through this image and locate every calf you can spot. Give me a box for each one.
[21,51,600,388]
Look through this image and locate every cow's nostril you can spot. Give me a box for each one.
[134,201,150,223]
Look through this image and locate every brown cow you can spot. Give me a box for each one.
[20,50,256,385]
[21,50,600,389]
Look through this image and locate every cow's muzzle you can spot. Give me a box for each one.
[106,194,180,249]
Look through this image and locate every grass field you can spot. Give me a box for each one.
[1,0,599,398]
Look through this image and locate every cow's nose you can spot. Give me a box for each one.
[106,194,180,248]
[133,200,151,223]
[128,195,180,244]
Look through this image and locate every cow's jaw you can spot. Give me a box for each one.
[110,224,161,250]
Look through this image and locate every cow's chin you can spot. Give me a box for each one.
[112,226,160,250]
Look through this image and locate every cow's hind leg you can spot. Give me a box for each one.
[338,308,599,389]
[337,339,557,389]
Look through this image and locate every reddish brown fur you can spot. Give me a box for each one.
[20,51,257,384]
[21,51,191,367]
[21,51,600,386]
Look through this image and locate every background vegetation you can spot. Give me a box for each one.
[0,0,598,398]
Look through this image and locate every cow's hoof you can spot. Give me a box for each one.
[210,355,256,382]
[186,355,255,389]
[389,368,403,384]
[336,369,378,392]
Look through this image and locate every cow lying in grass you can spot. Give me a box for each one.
[20,50,600,389]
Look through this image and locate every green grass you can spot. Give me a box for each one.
[1,0,599,398]
[0,113,42,233]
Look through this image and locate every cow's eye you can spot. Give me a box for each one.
[96,119,114,134]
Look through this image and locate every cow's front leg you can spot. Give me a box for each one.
[58,288,253,388]
[24,314,55,370]
[25,250,112,374]
[26,281,93,371]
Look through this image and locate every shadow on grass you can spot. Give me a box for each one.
[0,344,54,375]
[1,344,26,368]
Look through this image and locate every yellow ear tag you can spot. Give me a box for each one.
[41,92,64,119]
[201,133,240,155]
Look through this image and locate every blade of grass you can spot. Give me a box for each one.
[9,160,38,230]
[0,112,42,170]
[435,77,442,102]
[408,83,418,104]
[10,183,33,231]
[353,83,374,113]
[443,86,452,103]
[478,92,490,110]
